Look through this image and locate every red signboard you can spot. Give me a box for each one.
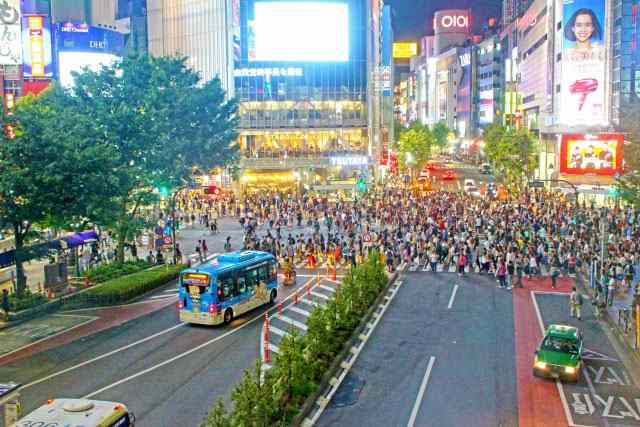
[560,133,623,176]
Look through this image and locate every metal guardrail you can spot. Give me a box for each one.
[618,308,632,334]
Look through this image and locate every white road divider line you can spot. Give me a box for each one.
[318,284,336,293]
[84,282,309,399]
[310,291,330,300]
[24,323,186,390]
[148,294,177,300]
[447,285,459,309]
[407,356,436,427]
[163,288,179,293]
[279,315,308,331]
[289,306,311,317]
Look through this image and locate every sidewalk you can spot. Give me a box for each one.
[1,216,244,295]
[577,266,639,362]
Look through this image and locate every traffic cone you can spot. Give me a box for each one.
[263,313,270,363]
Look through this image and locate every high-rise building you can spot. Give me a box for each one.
[146,0,234,93]
[234,0,373,192]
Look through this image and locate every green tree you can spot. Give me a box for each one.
[66,55,238,261]
[431,120,451,150]
[0,88,115,296]
[199,398,231,427]
[483,125,536,190]
[617,105,640,206]
[396,121,434,172]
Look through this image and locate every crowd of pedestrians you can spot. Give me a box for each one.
[166,185,640,319]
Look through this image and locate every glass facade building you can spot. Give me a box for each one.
[234,0,370,191]
[147,0,234,92]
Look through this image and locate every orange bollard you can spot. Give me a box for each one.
[307,281,311,296]
[316,271,320,286]
[332,266,337,281]
[294,290,299,304]
[264,313,270,363]
[278,302,283,318]
[47,288,53,299]
[83,276,89,288]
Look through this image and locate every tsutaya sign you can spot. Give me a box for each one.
[434,9,471,34]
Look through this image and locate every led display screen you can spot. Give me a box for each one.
[249,2,349,61]
[58,51,118,88]
[560,134,623,176]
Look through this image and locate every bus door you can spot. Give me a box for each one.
[215,272,237,313]
[244,266,261,310]
[181,272,212,313]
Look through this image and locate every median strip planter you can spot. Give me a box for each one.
[199,252,399,427]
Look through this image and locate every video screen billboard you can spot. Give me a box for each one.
[248,2,349,61]
[560,0,607,125]
[560,134,623,176]
[55,23,125,87]
[22,16,53,78]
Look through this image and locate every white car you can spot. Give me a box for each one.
[464,179,476,191]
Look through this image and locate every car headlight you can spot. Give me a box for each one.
[535,361,547,369]
[564,366,576,374]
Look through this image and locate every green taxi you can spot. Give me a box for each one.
[533,324,583,382]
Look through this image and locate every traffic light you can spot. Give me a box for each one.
[356,177,367,193]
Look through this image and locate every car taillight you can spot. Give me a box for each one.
[209,304,217,314]
[178,301,183,310]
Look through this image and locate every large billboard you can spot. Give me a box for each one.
[560,133,623,175]
[0,0,22,65]
[22,16,53,78]
[248,2,349,62]
[55,23,125,87]
[393,42,417,59]
[560,0,607,125]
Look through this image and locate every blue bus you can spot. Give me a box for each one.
[178,250,278,325]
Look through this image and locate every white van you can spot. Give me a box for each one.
[14,399,135,427]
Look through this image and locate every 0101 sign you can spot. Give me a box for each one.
[440,14,469,29]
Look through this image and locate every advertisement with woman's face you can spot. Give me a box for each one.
[560,0,607,126]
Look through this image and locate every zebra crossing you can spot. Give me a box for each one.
[260,275,341,371]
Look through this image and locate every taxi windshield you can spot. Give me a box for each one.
[542,336,579,354]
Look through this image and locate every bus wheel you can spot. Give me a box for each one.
[224,308,233,324]
[269,289,277,304]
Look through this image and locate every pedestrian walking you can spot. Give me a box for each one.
[1,289,10,321]
[569,287,583,320]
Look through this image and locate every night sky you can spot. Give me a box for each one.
[386,0,502,40]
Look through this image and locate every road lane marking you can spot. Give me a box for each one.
[407,356,436,427]
[148,294,177,300]
[83,278,313,399]
[531,291,597,427]
[23,323,186,390]
[447,285,459,309]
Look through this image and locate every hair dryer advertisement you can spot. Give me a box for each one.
[560,0,607,126]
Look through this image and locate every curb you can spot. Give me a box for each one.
[575,269,640,368]
[290,271,400,427]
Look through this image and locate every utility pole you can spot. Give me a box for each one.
[599,208,607,281]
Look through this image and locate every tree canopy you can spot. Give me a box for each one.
[64,55,238,260]
[395,121,434,172]
[483,124,536,190]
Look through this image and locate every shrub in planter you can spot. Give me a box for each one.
[85,264,184,302]
[9,289,48,311]
[85,259,152,284]
[199,251,387,426]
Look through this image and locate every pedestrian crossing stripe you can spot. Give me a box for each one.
[581,348,619,362]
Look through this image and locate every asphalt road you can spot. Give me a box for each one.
[1,267,320,427]
[317,271,519,427]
